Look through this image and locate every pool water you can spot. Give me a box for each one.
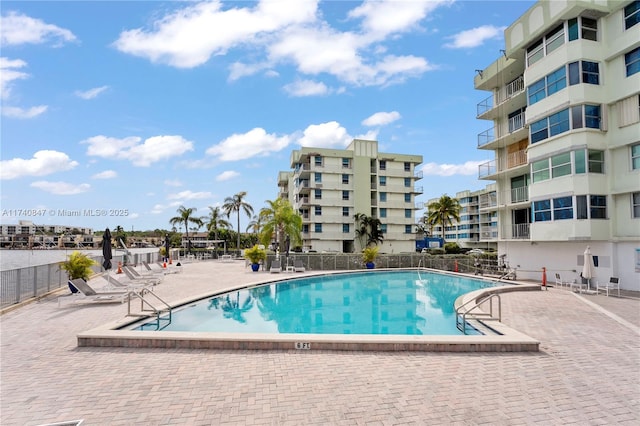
[134,270,497,335]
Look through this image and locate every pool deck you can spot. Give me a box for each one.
[1,260,639,425]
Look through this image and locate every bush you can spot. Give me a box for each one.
[425,248,445,255]
[444,242,461,254]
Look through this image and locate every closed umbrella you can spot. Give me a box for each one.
[165,234,171,263]
[102,228,112,271]
[582,246,595,291]
[284,235,290,266]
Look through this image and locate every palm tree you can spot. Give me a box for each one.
[246,215,262,235]
[424,195,461,244]
[258,198,302,251]
[169,205,204,254]
[354,213,384,250]
[206,206,231,241]
[222,191,254,250]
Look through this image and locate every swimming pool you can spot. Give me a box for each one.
[132,270,497,336]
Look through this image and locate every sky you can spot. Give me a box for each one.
[0,0,536,233]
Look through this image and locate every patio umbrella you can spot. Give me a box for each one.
[102,228,112,271]
[165,234,171,263]
[582,246,595,291]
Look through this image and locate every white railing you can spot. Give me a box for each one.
[510,186,529,204]
[511,223,530,239]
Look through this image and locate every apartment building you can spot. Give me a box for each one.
[0,220,95,248]
[475,0,640,290]
[278,139,423,253]
[426,184,499,251]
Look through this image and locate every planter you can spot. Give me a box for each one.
[251,263,260,272]
[365,262,375,269]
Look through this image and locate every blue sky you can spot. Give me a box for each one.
[1,0,535,233]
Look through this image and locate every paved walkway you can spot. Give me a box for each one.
[1,261,639,425]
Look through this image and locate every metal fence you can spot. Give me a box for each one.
[1,252,161,309]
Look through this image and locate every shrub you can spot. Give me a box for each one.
[444,242,461,254]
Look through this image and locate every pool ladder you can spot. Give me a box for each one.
[127,289,172,330]
[455,293,501,335]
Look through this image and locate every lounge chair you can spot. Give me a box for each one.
[58,278,128,307]
[122,265,163,285]
[270,260,282,273]
[597,277,621,297]
[294,259,306,272]
[98,273,153,292]
[555,273,569,288]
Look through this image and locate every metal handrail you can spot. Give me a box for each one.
[127,289,172,330]
[456,293,501,335]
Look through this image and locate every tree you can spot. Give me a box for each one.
[354,213,384,250]
[206,206,231,241]
[258,198,302,251]
[424,195,461,244]
[169,205,204,254]
[246,215,262,234]
[223,191,254,250]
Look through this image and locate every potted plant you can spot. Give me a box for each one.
[362,246,379,269]
[244,245,266,272]
[59,251,98,292]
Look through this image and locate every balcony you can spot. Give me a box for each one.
[510,223,530,239]
[477,76,525,118]
[510,186,529,204]
[477,111,527,149]
[478,149,527,180]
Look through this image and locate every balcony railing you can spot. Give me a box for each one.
[478,149,527,179]
[510,186,529,204]
[511,223,530,239]
[477,111,526,148]
[478,160,497,178]
[476,76,524,117]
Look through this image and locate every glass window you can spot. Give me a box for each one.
[314,205,322,216]
[588,150,604,173]
[404,177,410,187]
[314,189,321,199]
[380,224,387,233]
[379,160,386,170]
[379,192,387,202]
[342,206,349,217]
[527,39,544,66]
[571,105,583,129]
[380,208,387,218]
[342,158,350,168]
[530,117,549,143]
[532,159,550,182]
[581,17,597,41]
[314,172,322,183]
[405,225,412,234]
[302,224,309,233]
[404,193,411,203]
[568,61,580,85]
[584,105,601,129]
[551,152,572,178]
[576,195,588,219]
[343,224,350,233]
[545,24,565,54]
[568,18,579,41]
[315,156,322,166]
[625,1,640,30]
[575,149,586,174]
[405,209,411,218]
[632,192,640,218]
[632,144,640,170]
[528,78,546,105]
[342,174,349,184]
[404,162,411,172]
[549,109,570,137]
[553,196,573,220]
[582,61,599,84]
[626,47,640,77]
[534,199,552,222]
[314,223,322,233]
[379,176,386,186]
[590,195,607,219]
[546,66,566,95]
[342,190,349,200]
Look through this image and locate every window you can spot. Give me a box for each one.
[404,177,410,187]
[405,225,412,234]
[575,149,586,174]
[342,190,349,201]
[314,205,322,216]
[404,209,411,218]
[590,195,607,219]
[528,78,546,104]
[632,192,640,218]
[342,206,349,217]
[553,196,573,220]
[527,39,544,66]
[314,223,322,233]
[625,1,640,30]
[379,208,387,218]
[534,200,552,222]
[379,176,386,186]
[342,174,349,184]
[379,160,386,170]
[546,66,567,96]
[576,195,588,219]
[314,156,323,166]
[302,224,309,233]
[532,159,550,182]
[551,153,571,178]
[404,162,411,172]
[380,224,387,233]
[584,105,601,129]
[531,105,601,143]
[588,150,604,173]
[404,193,411,203]
[581,61,599,84]
[314,172,322,183]
[545,24,565,54]
[549,109,570,137]
[343,224,350,233]
[632,144,640,170]
[314,189,322,199]
[379,192,387,202]
[342,158,350,168]
[626,47,640,77]
[581,17,597,41]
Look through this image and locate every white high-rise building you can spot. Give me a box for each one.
[475,0,640,290]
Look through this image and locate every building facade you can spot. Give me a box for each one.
[279,139,423,253]
[0,220,95,248]
[475,0,640,290]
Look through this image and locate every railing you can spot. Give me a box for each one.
[511,223,530,239]
[456,293,502,335]
[476,76,524,117]
[478,160,497,178]
[508,112,525,133]
[478,127,496,147]
[510,186,529,204]
[477,111,526,148]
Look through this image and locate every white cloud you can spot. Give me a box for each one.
[1,150,78,180]
[91,170,117,179]
[206,127,291,161]
[216,170,240,181]
[75,86,109,100]
[113,0,318,68]
[1,105,47,119]
[167,190,212,200]
[164,179,183,187]
[0,57,28,99]
[362,111,401,127]
[298,121,352,148]
[83,135,194,167]
[420,160,485,177]
[31,181,90,195]
[444,25,506,49]
[283,79,329,97]
[0,11,76,46]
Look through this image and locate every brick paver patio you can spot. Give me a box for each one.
[1,261,638,425]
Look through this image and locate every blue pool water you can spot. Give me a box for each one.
[134,270,497,335]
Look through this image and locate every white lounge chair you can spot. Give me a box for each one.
[555,273,569,288]
[270,260,282,273]
[294,259,306,272]
[123,265,163,285]
[597,277,621,297]
[58,278,128,307]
